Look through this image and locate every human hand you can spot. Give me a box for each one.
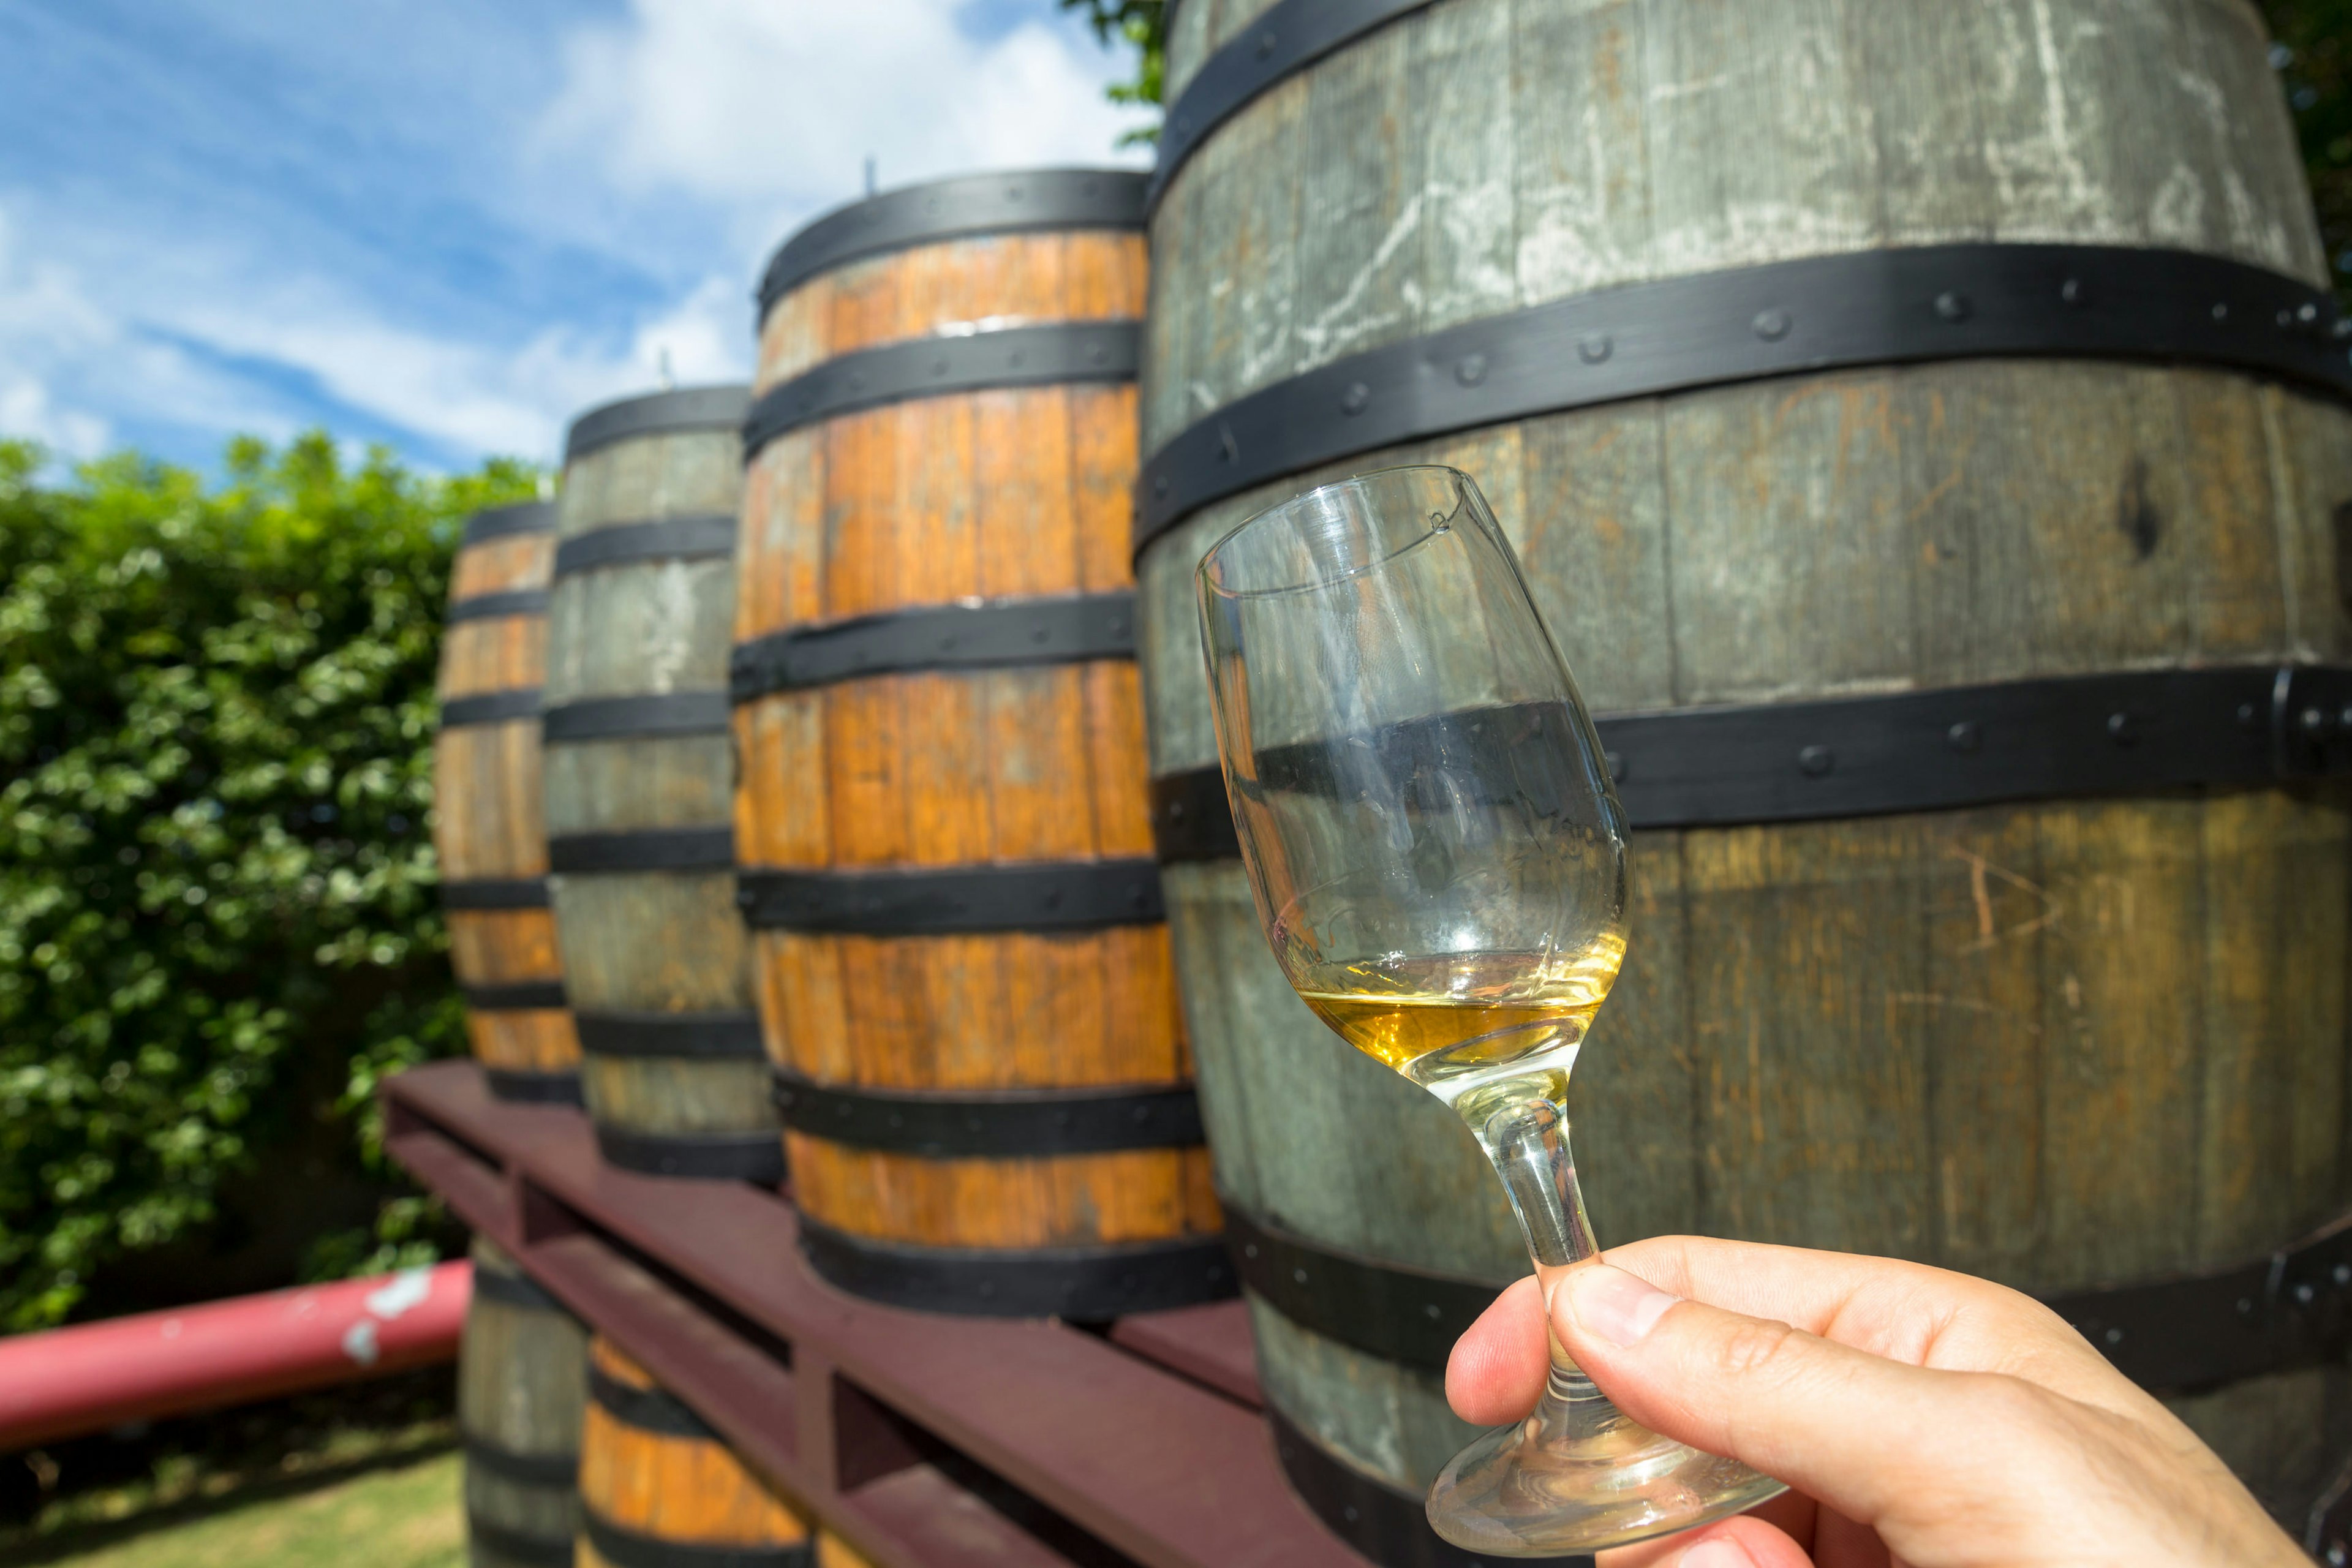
[1446,1237,2303,1567]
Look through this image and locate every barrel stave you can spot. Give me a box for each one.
[1140,0,2352,1531]
[561,430,740,535]
[577,1337,809,1561]
[438,505,576,1100]
[757,230,1147,387]
[1148,0,2320,456]
[541,560,737,711]
[785,1137,1221,1248]
[459,1241,584,1568]
[546,391,769,1177]
[738,176,1223,1310]
[553,873,748,1013]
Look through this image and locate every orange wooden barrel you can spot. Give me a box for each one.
[733,169,1228,1316]
[436,499,579,1103]
[812,1535,870,1568]
[576,1337,811,1568]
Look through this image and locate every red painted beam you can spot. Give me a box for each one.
[0,1261,471,1450]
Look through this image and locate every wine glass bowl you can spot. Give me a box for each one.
[1197,467,1784,1555]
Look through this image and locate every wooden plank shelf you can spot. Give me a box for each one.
[383,1060,1366,1568]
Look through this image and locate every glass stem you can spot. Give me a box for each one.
[1469,1088,1603,1398]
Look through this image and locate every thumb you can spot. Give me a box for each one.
[1556,1262,1987,1528]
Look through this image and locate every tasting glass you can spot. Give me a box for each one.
[1196,466,1784,1554]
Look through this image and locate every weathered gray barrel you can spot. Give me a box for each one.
[545,386,781,1182]
[1139,1,2352,1559]
[461,1240,586,1568]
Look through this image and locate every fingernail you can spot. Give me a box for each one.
[1679,1536,1756,1568]
[1563,1264,1678,1347]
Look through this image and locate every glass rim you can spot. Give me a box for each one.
[1197,464,1471,601]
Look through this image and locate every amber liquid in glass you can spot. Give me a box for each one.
[1295,943,1624,1110]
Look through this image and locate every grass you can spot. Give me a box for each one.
[0,1368,464,1568]
[0,1450,466,1568]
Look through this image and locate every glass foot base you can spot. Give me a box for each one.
[1427,1387,1787,1556]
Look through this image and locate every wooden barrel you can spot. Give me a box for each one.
[577,1336,812,1568]
[459,1240,586,1568]
[545,386,781,1182]
[811,1537,870,1568]
[438,500,580,1104]
[732,169,1227,1317]
[1139,1,2352,1557]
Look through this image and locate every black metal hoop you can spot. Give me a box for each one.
[439,690,543,729]
[1265,1404,1562,1568]
[736,860,1164,935]
[565,386,750,464]
[463,1512,575,1568]
[575,1010,765,1060]
[462,500,557,545]
[770,1069,1202,1158]
[729,594,1137,700]
[1234,1196,2352,1395]
[1224,1204,1506,1374]
[592,1126,785,1184]
[1150,0,1438,213]
[1149,665,2352,861]
[795,1216,1234,1321]
[462,981,568,1012]
[539,693,732,745]
[742,322,1140,461]
[759,168,1148,318]
[551,514,737,579]
[548,827,735,875]
[441,878,551,911]
[445,589,549,624]
[1133,244,2352,557]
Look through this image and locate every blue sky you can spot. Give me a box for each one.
[0,1,1150,474]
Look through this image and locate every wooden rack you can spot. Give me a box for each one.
[383,1060,1367,1568]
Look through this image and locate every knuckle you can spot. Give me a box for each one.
[1709,1314,1806,1382]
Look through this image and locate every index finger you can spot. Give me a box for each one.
[1601,1236,2156,1419]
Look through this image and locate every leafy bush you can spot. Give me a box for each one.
[1062,0,1163,143]
[2263,0,2352,291]
[0,434,538,1330]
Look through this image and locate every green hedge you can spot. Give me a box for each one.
[0,434,538,1330]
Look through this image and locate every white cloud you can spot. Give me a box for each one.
[0,2,1153,471]
[0,190,722,468]
[535,0,1150,249]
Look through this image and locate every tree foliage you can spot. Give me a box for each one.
[1062,0,1164,143]
[2262,0,2352,293]
[0,434,536,1330]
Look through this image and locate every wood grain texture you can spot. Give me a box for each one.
[548,421,758,1153]
[438,616,546,701]
[439,530,568,1084]
[1145,0,2316,452]
[461,1240,585,1558]
[815,1534,875,1568]
[786,1136,1219,1248]
[579,1338,810,1550]
[738,205,1207,1259]
[467,1010,581,1075]
[756,230,1147,391]
[450,908,579,1073]
[452,531,554,598]
[1140,0,2352,1506]
[436,725,547,880]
